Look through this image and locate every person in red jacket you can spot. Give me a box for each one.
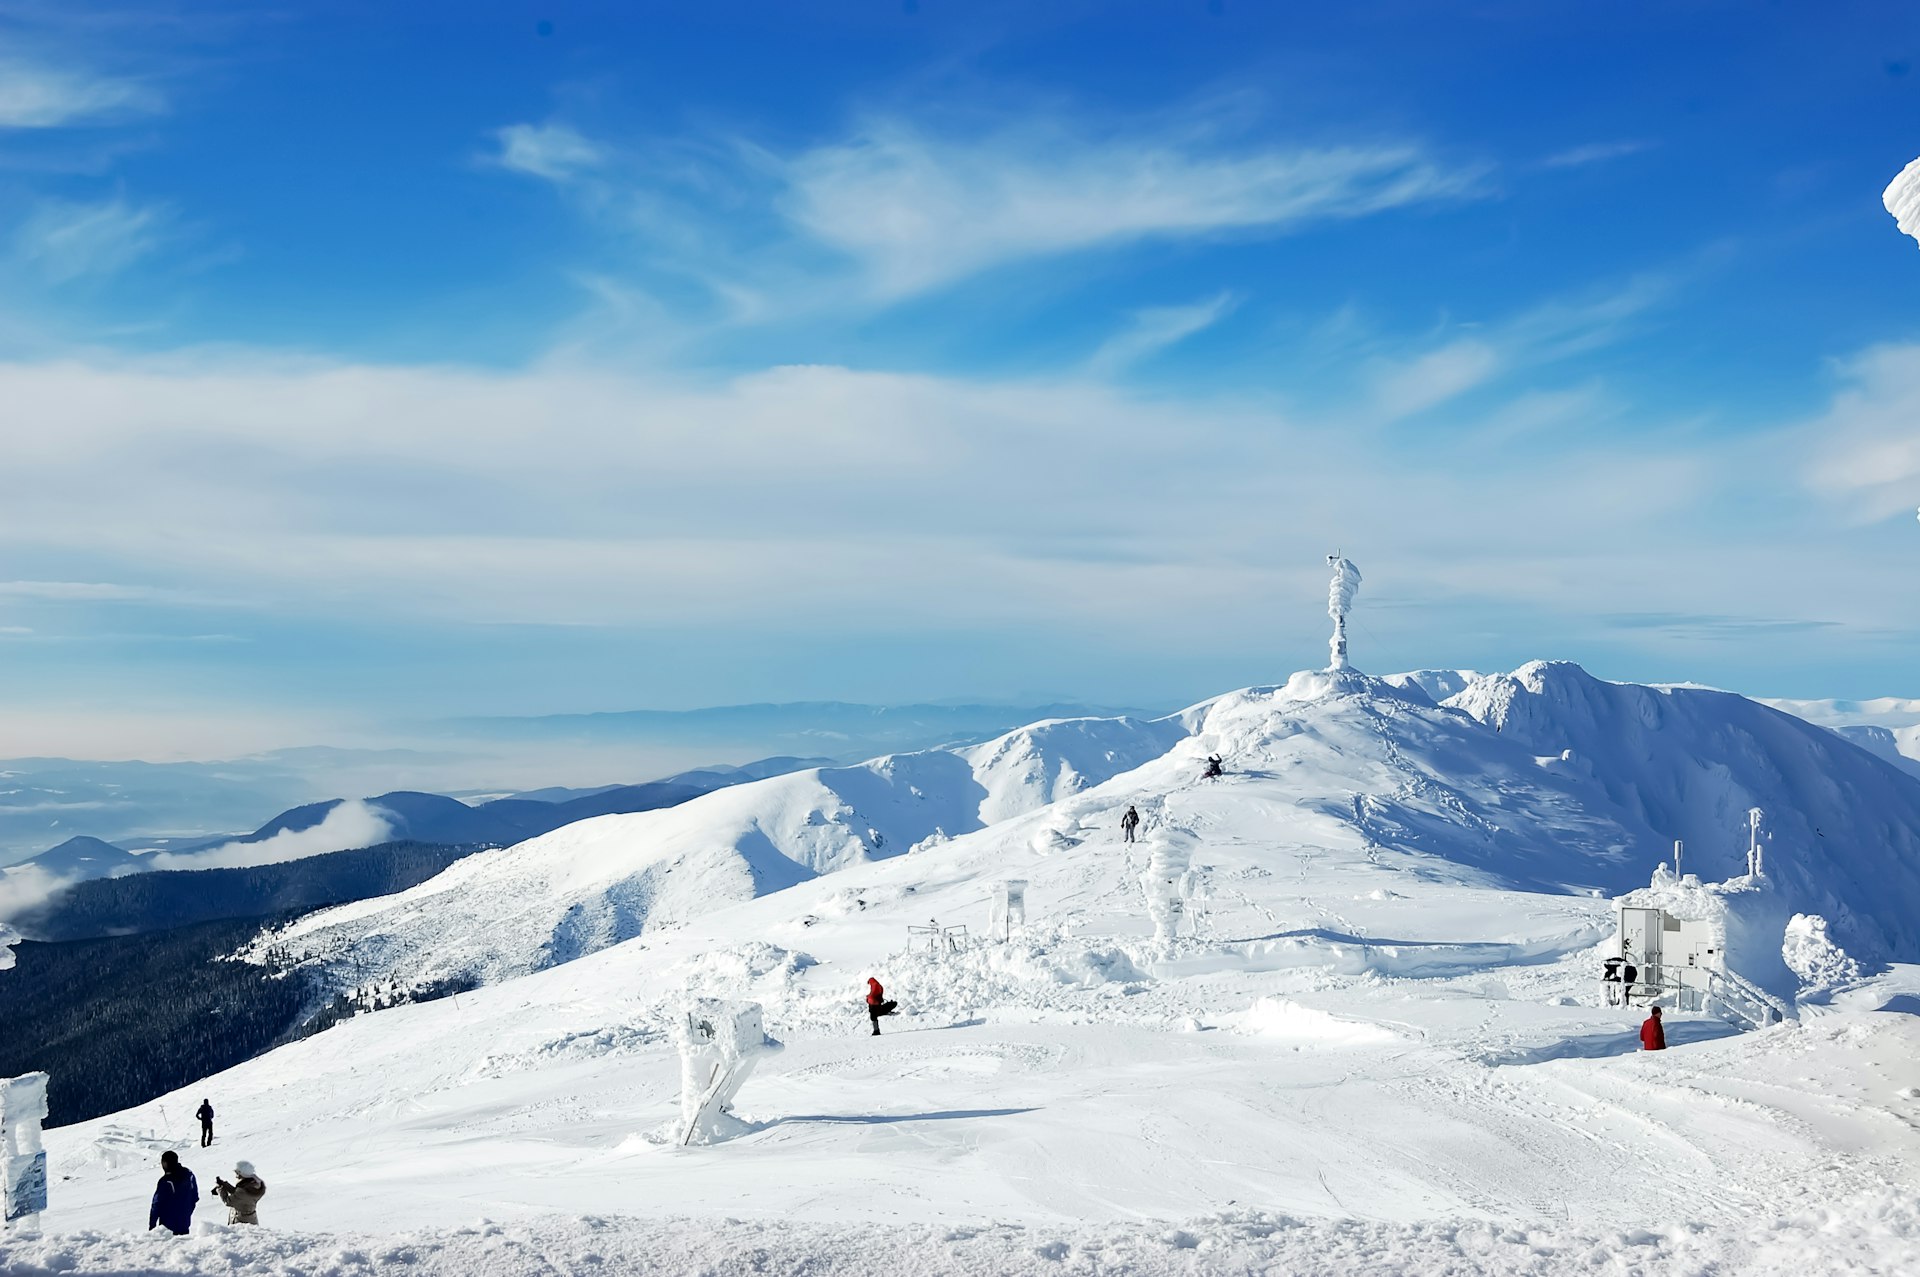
[865,977,897,1036]
[1640,1005,1666,1051]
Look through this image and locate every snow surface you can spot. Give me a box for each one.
[10,662,1920,1275]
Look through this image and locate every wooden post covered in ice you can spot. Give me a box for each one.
[1,1072,49,1235]
[676,1001,780,1147]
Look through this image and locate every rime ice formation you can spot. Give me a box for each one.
[1884,154,1920,249]
[1326,554,1362,671]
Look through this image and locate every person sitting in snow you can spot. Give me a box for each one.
[1640,1005,1666,1052]
[865,976,898,1036]
[1203,754,1225,780]
[148,1150,199,1235]
[1121,805,1141,844]
[214,1160,267,1225]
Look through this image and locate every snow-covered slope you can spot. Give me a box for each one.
[262,712,1189,986]
[261,663,1920,1004]
[18,660,1920,1275]
[1451,663,1920,960]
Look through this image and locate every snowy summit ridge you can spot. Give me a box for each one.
[255,658,1920,998]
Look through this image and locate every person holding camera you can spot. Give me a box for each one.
[213,1160,267,1225]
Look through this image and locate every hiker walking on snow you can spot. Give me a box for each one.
[1640,1005,1666,1052]
[1121,805,1140,844]
[196,1098,214,1147]
[214,1160,267,1225]
[148,1150,199,1235]
[865,976,897,1036]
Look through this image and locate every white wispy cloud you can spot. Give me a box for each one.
[1364,276,1668,421]
[1804,343,1920,521]
[1542,140,1653,169]
[1089,291,1239,374]
[489,109,1483,308]
[0,863,73,924]
[13,196,166,281]
[489,122,605,182]
[780,121,1483,299]
[1371,339,1502,419]
[0,58,160,129]
[149,799,395,871]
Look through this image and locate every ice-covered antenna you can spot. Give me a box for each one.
[1326,553,1362,672]
[1746,807,1766,878]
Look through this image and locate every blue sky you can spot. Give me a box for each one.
[1,1,1917,761]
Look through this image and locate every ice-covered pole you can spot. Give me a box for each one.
[1326,554,1362,672]
[2,1072,49,1234]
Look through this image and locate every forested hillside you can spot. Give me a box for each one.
[20,840,482,941]
[0,916,320,1126]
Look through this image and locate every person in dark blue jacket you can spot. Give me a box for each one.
[148,1150,199,1235]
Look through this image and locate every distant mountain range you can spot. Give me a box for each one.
[0,699,1148,862]
[1,757,846,906]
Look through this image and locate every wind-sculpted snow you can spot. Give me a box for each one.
[1885,154,1920,249]
[1448,660,1920,960]
[260,712,1190,987]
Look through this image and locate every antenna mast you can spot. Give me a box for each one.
[1326,553,1362,672]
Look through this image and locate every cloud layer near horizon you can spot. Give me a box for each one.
[0,337,1905,649]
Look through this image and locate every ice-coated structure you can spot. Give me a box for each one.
[675,1000,780,1147]
[1614,865,1794,1027]
[1,1072,49,1234]
[989,879,1028,942]
[1141,843,1201,949]
[1326,554,1362,671]
[1884,154,1920,249]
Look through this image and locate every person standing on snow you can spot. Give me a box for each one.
[213,1160,267,1225]
[1120,805,1140,844]
[1640,1005,1667,1051]
[148,1150,200,1235]
[196,1098,215,1147]
[865,976,897,1036]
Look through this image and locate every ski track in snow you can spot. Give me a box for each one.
[9,665,1920,1274]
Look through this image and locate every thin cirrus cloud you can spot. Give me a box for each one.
[0,59,161,129]
[488,122,606,183]
[1541,140,1653,169]
[1805,343,1920,522]
[778,122,1486,299]
[1088,291,1240,374]
[491,112,1485,305]
[13,196,167,282]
